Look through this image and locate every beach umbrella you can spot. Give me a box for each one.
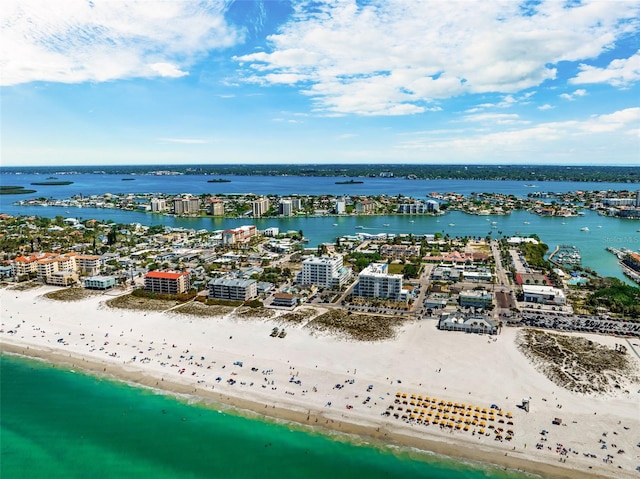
[475,406,481,412]
[396,392,401,397]
[489,416,495,421]
[443,414,449,420]
[425,396,431,402]
[411,394,417,400]
[479,428,485,434]
[421,409,427,414]
[402,393,407,398]
[432,419,439,425]
[506,412,513,418]
[507,429,514,435]
[482,408,488,413]
[497,410,504,416]
[455,423,462,429]
[413,408,420,414]
[418,395,423,400]
[463,425,470,431]
[410,400,416,406]
[479,421,486,427]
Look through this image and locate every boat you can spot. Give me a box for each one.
[335,179,364,185]
[383,223,390,227]
[597,225,602,228]
[523,221,530,224]
[333,223,338,226]
[491,221,498,225]
[448,223,455,226]
[207,178,231,183]
[580,227,589,232]
[356,225,364,229]
[409,220,414,223]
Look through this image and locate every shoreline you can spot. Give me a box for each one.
[0,344,609,479]
[1,286,638,479]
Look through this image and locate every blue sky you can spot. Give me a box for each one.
[1,0,639,167]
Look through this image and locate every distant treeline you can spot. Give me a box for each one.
[3,164,640,183]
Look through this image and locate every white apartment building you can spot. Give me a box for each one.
[357,263,403,301]
[297,255,352,289]
[279,199,293,216]
[335,198,346,214]
[208,278,257,301]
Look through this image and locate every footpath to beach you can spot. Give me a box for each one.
[1,285,639,479]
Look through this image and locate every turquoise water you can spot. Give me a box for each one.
[1,355,532,479]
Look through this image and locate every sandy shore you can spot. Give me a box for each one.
[1,285,639,479]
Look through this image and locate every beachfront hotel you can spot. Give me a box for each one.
[356,263,404,301]
[297,255,352,289]
[208,278,257,301]
[144,270,191,295]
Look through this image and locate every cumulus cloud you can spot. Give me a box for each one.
[570,50,640,87]
[234,0,639,116]
[559,89,588,101]
[396,107,640,156]
[1,0,242,86]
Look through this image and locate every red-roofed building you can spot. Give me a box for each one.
[144,270,191,294]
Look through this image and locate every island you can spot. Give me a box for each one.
[30,181,74,186]
[335,179,364,184]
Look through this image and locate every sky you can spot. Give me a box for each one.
[1,0,639,167]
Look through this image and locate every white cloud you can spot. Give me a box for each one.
[570,50,640,87]
[396,107,640,157]
[538,104,554,110]
[559,89,588,101]
[149,63,189,78]
[1,0,242,86]
[235,0,639,115]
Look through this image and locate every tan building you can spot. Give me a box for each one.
[208,197,225,216]
[252,197,270,217]
[76,255,101,276]
[222,225,257,245]
[144,270,191,294]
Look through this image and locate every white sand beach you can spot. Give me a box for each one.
[1,285,639,479]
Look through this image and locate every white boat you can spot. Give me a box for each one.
[409,220,415,223]
[356,225,364,229]
[580,227,589,232]
[383,224,390,227]
[333,223,338,226]
[491,221,498,225]
[523,221,530,224]
[597,225,602,228]
[448,223,455,226]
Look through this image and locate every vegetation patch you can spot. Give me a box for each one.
[7,282,42,291]
[44,288,101,302]
[173,301,234,318]
[277,308,317,324]
[305,310,406,341]
[585,278,640,319]
[105,294,179,312]
[516,329,638,394]
[236,306,276,319]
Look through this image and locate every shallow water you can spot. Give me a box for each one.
[1,354,533,479]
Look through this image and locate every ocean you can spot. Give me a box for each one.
[0,354,531,479]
